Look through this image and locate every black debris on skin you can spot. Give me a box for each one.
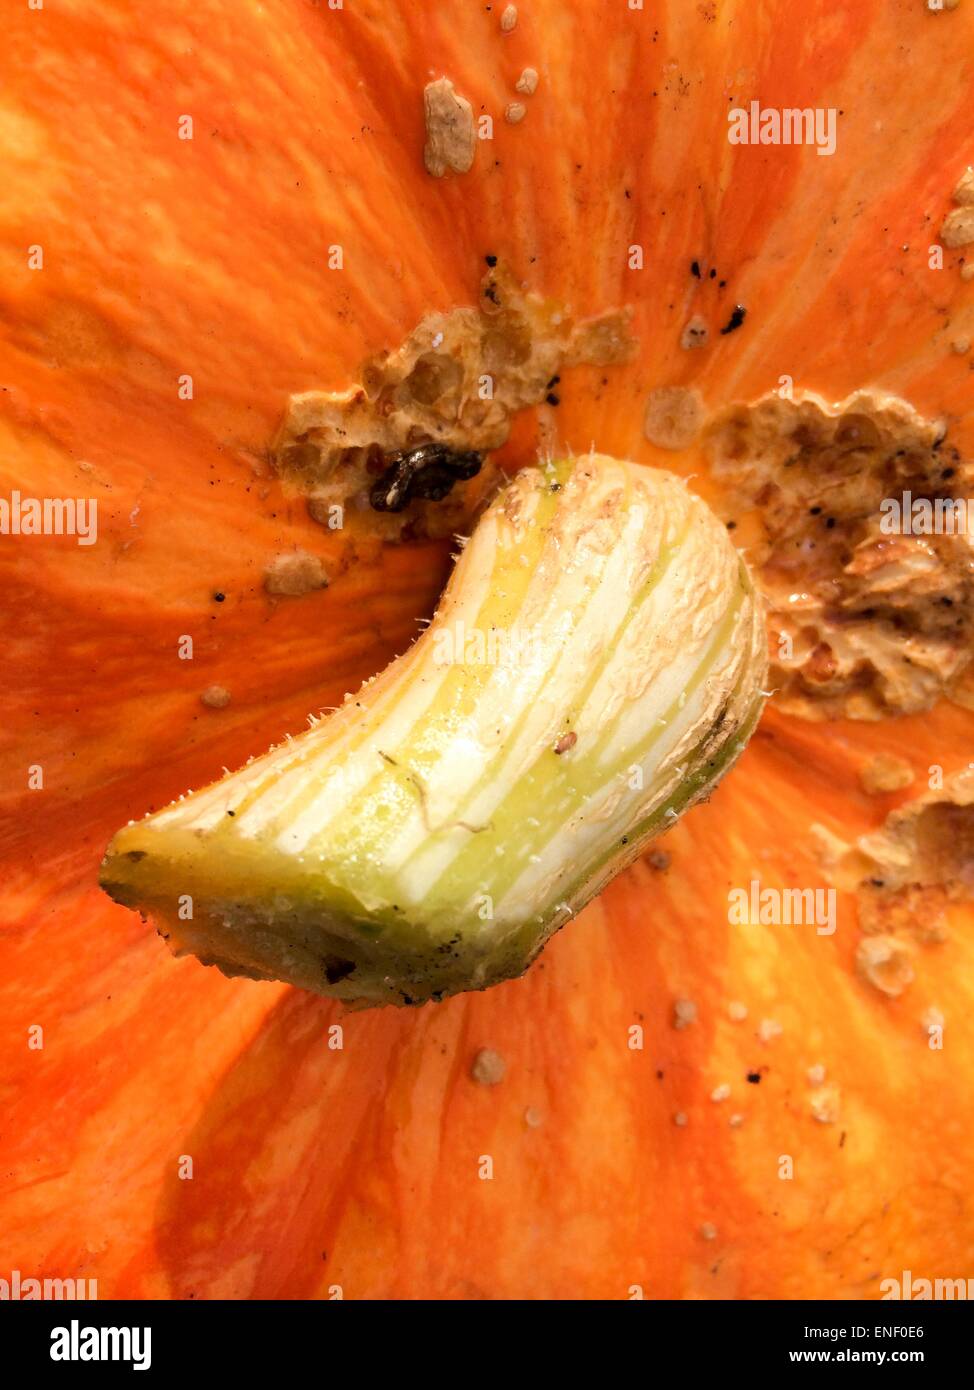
[719,304,747,335]
[369,443,484,513]
[322,956,356,984]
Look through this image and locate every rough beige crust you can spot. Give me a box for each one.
[858,753,915,795]
[815,768,974,995]
[274,266,635,540]
[423,78,476,178]
[705,389,974,720]
[942,166,974,247]
[825,767,974,898]
[644,386,706,449]
[263,550,329,597]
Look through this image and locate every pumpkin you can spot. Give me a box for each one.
[2,0,973,1301]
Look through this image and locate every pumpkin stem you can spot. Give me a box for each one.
[100,454,768,1006]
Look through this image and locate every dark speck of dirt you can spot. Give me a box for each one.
[719,305,747,335]
[323,957,355,984]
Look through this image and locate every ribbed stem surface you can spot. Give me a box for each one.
[101,455,767,1004]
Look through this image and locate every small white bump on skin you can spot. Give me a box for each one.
[680,315,709,350]
[727,1000,748,1022]
[505,102,527,124]
[673,998,697,1029]
[500,4,518,32]
[941,205,974,248]
[806,1063,827,1086]
[515,67,539,95]
[710,1083,731,1103]
[856,934,915,997]
[859,753,914,795]
[644,385,706,450]
[700,1222,718,1241]
[757,1018,782,1043]
[809,1085,840,1124]
[263,550,329,597]
[471,1047,506,1085]
[200,685,231,709]
[953,166,974,206]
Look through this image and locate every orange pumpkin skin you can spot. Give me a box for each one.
[2,0,974,1299]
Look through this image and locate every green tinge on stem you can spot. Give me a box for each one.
[100,454,768,1006]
